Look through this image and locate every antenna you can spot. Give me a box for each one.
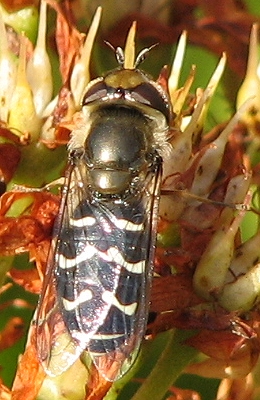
[104,29,158,69]
[104,41,125,67]
[134,43,158,68]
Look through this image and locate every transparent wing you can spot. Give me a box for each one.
[35,161,87,376]
[36,155,162,381]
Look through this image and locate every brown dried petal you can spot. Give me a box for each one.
[0,0,36,12]
[47,0,83,82]
[41,83,75,147]
[31,193,60,233]
[0,143,20,183]
[85,366,113,400]
[167,386,201,400]
[28,239,51,277]
[12,325,45,400]
[0,381,11,400]
[185,322,260,378]
[0,216,45,255]
[150,275,201,315]
[0,192,59,261]
[8,267,41,294]
[0,317,24,351]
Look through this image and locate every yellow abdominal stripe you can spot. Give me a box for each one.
[62,289,137,315]
[58,247,145,274]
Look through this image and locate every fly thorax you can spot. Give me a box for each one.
[84,106,152,194]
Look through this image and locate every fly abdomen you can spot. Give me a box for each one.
[88,267,143,355]
[55,197,148,352]
[88,306,135,354]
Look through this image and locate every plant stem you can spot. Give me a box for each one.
[131,329,198,400]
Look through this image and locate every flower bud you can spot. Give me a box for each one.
[8,35,41,141]
[236,24,260,131]
[70,7,101,107]
[26,0,53,116]
[168,31,187,105]
[193,207,246,300]
[190,100,251,197]
[0,10,17,122]
[219,230,260,311]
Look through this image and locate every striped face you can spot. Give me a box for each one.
[35,63,170,381]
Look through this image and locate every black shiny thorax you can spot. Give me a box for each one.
[84,105,157,195]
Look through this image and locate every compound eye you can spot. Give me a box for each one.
[82,81,108,106]
[131,82,171,122]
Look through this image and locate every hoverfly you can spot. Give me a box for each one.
[35,43,171,382]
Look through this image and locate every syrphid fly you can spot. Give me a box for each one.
[35,36,171,382]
